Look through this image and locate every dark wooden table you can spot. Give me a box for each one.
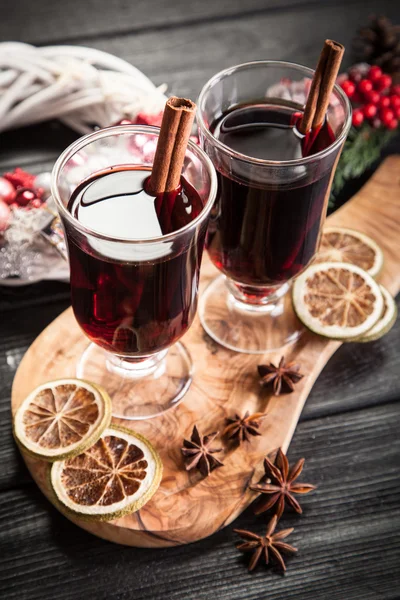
[1,1,400,599]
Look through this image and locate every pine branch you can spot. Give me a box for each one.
[329,125,396,208]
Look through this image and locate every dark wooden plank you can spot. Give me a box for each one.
[1,402,399,600]
[302,297,400,419]
[0,299,69,491]
[53,1,399,98]
[6,0,396,46]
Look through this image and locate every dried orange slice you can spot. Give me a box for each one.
[316,227,383,277]
[50,425,162,521]
[14,379,111,462]
[351,285,397,343]
[292,262,384,339]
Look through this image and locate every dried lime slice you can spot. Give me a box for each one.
[14,379,111,462]
[316,227,384,277]
[50,425,162,521]
[351,285,397,342]
[292,262,384,340]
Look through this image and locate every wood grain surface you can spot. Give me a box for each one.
[10,157,400,547]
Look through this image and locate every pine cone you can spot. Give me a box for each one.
[353,15,400,82]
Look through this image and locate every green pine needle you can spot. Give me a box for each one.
[329,125,396,208]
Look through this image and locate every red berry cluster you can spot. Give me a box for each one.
[340,65,399,130]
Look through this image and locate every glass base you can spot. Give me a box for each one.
[76,342,193,420]
[199,275,303,354]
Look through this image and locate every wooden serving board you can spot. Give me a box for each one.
[11,157,400,548]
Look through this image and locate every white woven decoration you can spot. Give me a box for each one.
[0,42,168,134]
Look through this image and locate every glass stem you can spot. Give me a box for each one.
[105,349,168,379]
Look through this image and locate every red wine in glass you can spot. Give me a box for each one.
[206,102,336,287]
[66,166,205,356]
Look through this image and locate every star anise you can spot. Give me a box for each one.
[234,515,297,572]
[181,425,224,477]
[258,357,304,395]
[223,412,267,443]
[250,448,316,519]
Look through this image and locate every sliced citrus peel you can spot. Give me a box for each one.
[14,379,112,462]
[50,425,163,521]
[292,262,384,340]
[316,227,384,277]
[351,285,397,343]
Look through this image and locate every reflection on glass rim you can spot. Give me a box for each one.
[51,124,218,245]
[197,60,352,167]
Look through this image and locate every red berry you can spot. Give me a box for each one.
[365,90,380,104]
[363,103,377,119]
[372,118,382,129]
[394,106,400,119]
[375,74,392,92]
[381,108,395,127]
[358,79,373,95]
[368,65,383,81]
[352,108,364,127]
[389,95,400,109]
[391,84,400,96]
[378,96,391,109]
[341,79,356,98]
[387,118,398,130]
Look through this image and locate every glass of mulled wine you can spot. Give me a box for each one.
[197,60,351,353]
[51,125,217,419]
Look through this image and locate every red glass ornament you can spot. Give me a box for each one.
[15,187,37,207]
[352,109,364,127]
[358,79,373,95]
[0,199,11,232]
[363,103,377,119]
[0,176,16,205]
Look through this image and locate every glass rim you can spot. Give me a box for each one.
[197,59,352,167]
[51,124,218,244]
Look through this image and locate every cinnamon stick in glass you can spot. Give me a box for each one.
[298,39,345,135]
[147,97,197,195]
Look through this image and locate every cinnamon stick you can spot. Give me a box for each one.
[147,97,196,194]
[298,40,344,135]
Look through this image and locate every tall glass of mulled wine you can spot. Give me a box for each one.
[51,125,217,419]
[197,61,351,353]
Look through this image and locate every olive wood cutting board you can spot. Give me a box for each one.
[11,156,400,547]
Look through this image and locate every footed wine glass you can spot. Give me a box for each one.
[52,125,217,419]
[197,61,351,353]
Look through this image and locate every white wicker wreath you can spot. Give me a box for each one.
[0,42,168,134]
